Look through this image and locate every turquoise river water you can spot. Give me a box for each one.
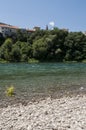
[0,63,86,106]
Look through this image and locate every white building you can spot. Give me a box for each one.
[0,23,19,37]
[0,23,39,37]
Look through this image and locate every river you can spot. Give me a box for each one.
[0,62,86,106]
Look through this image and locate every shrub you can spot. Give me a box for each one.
[6,85,15,96]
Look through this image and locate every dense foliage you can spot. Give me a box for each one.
[0,28,86,62]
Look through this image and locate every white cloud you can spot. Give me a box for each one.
[49,21,55,27]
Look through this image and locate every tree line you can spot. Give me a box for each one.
[0,28,86,62]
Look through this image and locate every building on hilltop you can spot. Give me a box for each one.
[0,22,36,37]
[0,23,19,37]
[33,26,40,31]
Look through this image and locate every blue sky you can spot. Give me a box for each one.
[0,0,86,31]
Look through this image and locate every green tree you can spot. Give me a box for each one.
[0,38,13,61]
[16,29,28,42]
[20,42,32,61]
[32,37,48,60]
[11,44,21,62]
[0,33,5,46]
[64,32,86,61]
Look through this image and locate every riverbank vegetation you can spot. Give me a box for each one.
[0,28,86,62]
[5,85,15,96]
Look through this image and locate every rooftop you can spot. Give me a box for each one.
[0,23,19,29]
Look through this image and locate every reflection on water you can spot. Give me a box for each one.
[0,63,86,102]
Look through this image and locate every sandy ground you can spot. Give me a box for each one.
[0,94,86,130]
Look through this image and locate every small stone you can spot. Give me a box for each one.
[67,125,71,128]
[19,114,22,116]
[45,111,48,115]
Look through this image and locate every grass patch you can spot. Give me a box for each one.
[0,59,8,63]
[82,60,86,63]
[28,58,39,63]
[5,85,15,96]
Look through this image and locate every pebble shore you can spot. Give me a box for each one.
[0,94,86,130]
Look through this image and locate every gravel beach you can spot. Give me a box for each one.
[0,94,86,130]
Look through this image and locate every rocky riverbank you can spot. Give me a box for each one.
[0,94,86,130]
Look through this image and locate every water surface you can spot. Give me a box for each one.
[0,63,86,106]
